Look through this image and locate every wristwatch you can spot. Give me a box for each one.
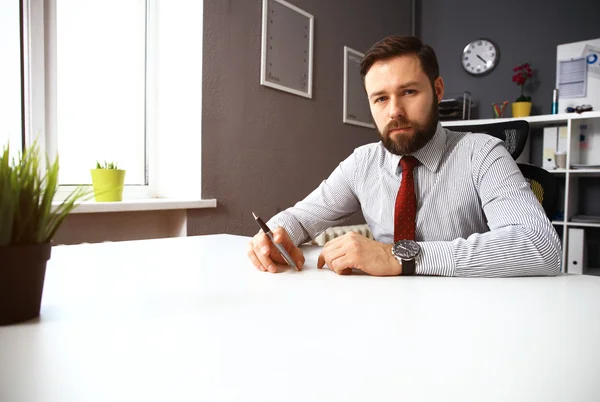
[392,240,421,276]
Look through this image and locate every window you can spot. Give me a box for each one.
[52,0,148,186]
[0,0,23,151]
[23,0,204,202]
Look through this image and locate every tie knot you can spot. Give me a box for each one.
[400,155,418,171]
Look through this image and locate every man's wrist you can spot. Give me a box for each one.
[390,247,403,276]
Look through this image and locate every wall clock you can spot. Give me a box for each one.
[461,38,499,76]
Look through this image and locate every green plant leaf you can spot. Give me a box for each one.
[0,146,16,246]
[0,140,90,246]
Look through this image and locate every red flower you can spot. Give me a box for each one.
[512,62,534,101]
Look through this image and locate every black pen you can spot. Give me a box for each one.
[252,212,298,270]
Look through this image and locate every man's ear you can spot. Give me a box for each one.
[434,77,445,103]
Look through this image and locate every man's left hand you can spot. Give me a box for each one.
[317,232,402,276]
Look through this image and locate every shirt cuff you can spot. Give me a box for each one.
[416,241,456,276]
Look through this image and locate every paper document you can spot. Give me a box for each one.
[557,57,587,98]
[582,44,600,80]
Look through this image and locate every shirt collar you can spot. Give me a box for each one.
[385,122,447,175]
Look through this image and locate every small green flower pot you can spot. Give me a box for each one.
[90,169,126,202]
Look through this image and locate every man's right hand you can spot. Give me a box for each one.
[247,227,305,273]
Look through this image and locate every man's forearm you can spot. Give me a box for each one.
[416,224,561,277]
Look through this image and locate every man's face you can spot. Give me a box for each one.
[364,55,444,155]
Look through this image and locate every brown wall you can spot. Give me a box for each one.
[188,0,413,237]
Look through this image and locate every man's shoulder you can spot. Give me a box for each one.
[445,128,503,148]
[354,141,383,152]
[351,142,386,159]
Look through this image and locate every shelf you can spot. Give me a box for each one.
[551,221,600,228]
[520,168,600,177]
[529,168,600,176]
[568,169,600,176]
[567,221,600,228]
[441,110,600,129]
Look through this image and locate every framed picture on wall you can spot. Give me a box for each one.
[260,0,314,99]
[343,46,375,128]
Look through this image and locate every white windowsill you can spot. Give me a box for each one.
[53,198,217,214]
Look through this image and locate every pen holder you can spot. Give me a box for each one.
[492,101,509,118]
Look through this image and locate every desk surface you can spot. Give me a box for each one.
[1,234,600,402]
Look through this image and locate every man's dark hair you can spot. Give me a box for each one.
[360,36,439,87]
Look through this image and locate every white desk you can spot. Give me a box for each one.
[1,234,599,402]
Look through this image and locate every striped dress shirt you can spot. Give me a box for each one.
[267,123,561,277]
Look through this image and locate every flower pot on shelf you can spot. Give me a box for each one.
[512,101,532,117]
[90,169,126,202]
[0,243,51,325]
[512,62,534,118]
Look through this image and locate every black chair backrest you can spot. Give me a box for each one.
[448,120,529,160]
[517,163,558,220]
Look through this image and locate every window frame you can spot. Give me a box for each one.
[23,0,158,201]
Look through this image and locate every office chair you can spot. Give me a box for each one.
[449,120,558,219]
[449,120,529,160]
[517,163,559,220]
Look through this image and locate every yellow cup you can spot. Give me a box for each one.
[90,169,126,202]
[512,101,532,117]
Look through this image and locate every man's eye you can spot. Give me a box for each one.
[374,96,387,103]
[404,89,416,95]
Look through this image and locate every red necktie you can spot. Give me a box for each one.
[394,156,419,242]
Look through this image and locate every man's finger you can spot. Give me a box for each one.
[322,237,344,257]
[290,247,305,270]
[317,252,325,269]
[254,232,272,255]
[272,227,294,247]
[329,255,352,274]
[272,227,304,270]
[247,243,266,272]
[253,236,277,273]
[322,244,346,272]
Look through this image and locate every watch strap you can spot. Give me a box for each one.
[401,258,415,276]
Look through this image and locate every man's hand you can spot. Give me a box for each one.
[317,232,402,276]
[247,227,305,273]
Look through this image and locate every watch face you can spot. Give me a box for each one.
[393,240,421,259]
[461,39,499,76]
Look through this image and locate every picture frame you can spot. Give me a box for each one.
[343,46,375,128]
[260,0,314,99]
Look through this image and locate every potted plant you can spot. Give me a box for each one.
[0,142,89,325]
[90,161,126,202]
[512,62,534,117]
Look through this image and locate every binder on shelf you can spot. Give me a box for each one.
[556,126,568,153]
[543,126,558,169]
[567,228,587,274]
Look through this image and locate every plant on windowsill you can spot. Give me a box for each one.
[90,161,126,202]
[0,141,90,325]
[512,62,534,117]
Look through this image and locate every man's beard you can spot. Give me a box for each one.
[379,96,439,155]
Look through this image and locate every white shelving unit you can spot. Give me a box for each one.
[442,111,600,275]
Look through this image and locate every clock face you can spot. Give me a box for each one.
[461,39,499,76]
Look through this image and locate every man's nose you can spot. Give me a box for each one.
[388,98,405,119]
